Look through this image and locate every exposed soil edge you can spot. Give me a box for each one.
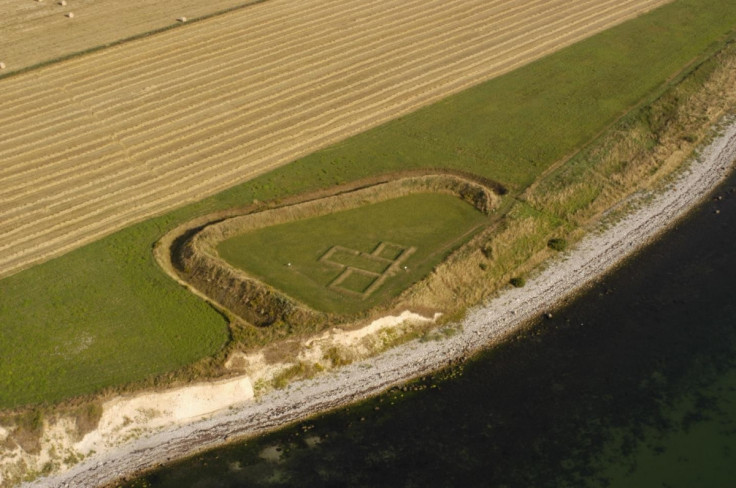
[155,170,505,328]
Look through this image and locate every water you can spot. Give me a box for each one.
[124,169,736,488]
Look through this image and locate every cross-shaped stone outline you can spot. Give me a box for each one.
[319,242,416,299]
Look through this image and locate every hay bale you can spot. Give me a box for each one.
[176,16,187,23]
[59,0,67,6]
[65,11,74,18]
[0,62,6,70]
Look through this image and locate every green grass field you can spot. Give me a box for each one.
[0,222,229,408]
[217,193,488,315]
[2,0,736,409]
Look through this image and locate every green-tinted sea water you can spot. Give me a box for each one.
[124,169,736,488]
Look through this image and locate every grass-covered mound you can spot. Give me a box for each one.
[164,172,499,324]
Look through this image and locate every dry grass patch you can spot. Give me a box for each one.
[527,41,736,225]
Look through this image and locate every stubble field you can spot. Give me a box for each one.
[0,0,263,73]
[0,0,669,279]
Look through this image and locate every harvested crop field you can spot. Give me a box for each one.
[0,0,670,280]
[0,0,262,73]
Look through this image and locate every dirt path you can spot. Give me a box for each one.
[0,0,669,279]
[20,118,736,488]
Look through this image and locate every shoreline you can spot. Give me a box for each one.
[23,121,736,488]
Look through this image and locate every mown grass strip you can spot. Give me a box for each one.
[1,0,736,410]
